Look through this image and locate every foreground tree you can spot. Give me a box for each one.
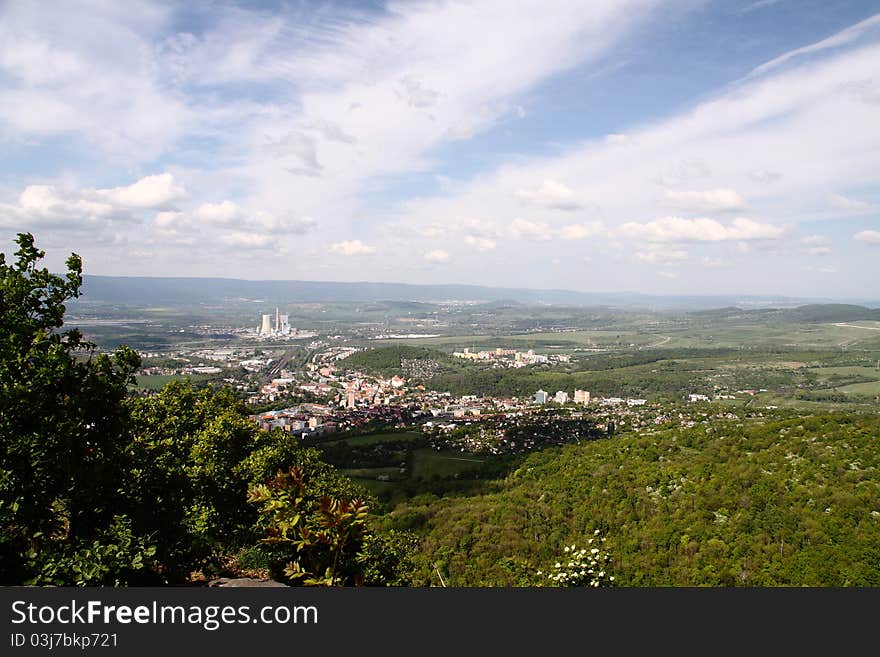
[0,233,415,586]
[0,233,142,584]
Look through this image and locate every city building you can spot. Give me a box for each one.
[554,391,569,404]
[574,389,591,404]
[534,389,549,404]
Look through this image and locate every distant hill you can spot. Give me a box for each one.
[71,275,874,310]
[690,303,880,323]
[784,304,880,323]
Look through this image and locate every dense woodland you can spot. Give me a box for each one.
[385,412,880,586]
[3,234,879,587]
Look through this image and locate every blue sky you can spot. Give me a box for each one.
[1,0,879,298]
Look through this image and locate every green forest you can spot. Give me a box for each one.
[385,411,880,586]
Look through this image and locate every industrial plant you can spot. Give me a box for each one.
[257,307,295,338]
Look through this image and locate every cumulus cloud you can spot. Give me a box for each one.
[154,210,182,228]
[801,233,832,255]
[194,200,244,225]
[330,239,376,255]
[464,235,497,251]
[220,232,273,248]
[748,169,782,184]
[259,214,317,235]
[854,230,880,244]
[514,179,582,210]
[419,224,447,239]
[17,185,115,220]
[828,193,873,213]
[621,217,785,242]
[662,189,746,213]
[510,217,552,240]
[96,173,186,208]
[268,131,323,176]
[635,249,688,264]
[460,219,499,250]
[559,222,605,240]
[604,133,631,145]
[424,249,451,263]
[398,76,440,109]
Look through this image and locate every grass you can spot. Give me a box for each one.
[409,448,487,479]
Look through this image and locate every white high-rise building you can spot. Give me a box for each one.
[534,389,548,404]
[554,391,569,404]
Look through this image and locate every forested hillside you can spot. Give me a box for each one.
[341,346,456,378]
[388,412,880,586]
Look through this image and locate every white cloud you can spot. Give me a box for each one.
[748,169,782,184]
[17,185,114,219]
[559,222,605,240]
[699,256,727,268]
[194,200,245,226]
[515,179,582,210]
[747,13,880,78]
[330,239,376,256]
[97,173,186,208]
[420,224,447,239]
[854,230,880,244]
[801,234,830,245]
[510,217,552,240]
[461,219,500,250]
[220,232,273,249]
[464,235,497,251]
[662,188,746,212]
[621,217,785,242]
[658,271,678,279]
[635,249,688,264]
[604,133,631,145]
[828,193,873,213]
[154,211,182,228]
[803,246,832,256]
[424,249,451,263]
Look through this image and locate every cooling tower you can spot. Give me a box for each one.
[260,313,272,335]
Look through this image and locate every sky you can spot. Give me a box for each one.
[1,0,879,298]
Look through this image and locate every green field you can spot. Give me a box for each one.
[409,448,487,479]
[369,330,661,352]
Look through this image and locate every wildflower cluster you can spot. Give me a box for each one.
[538,530,614,587]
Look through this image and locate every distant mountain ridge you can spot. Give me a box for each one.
[73,275,879,311]
[689,304,880,323]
